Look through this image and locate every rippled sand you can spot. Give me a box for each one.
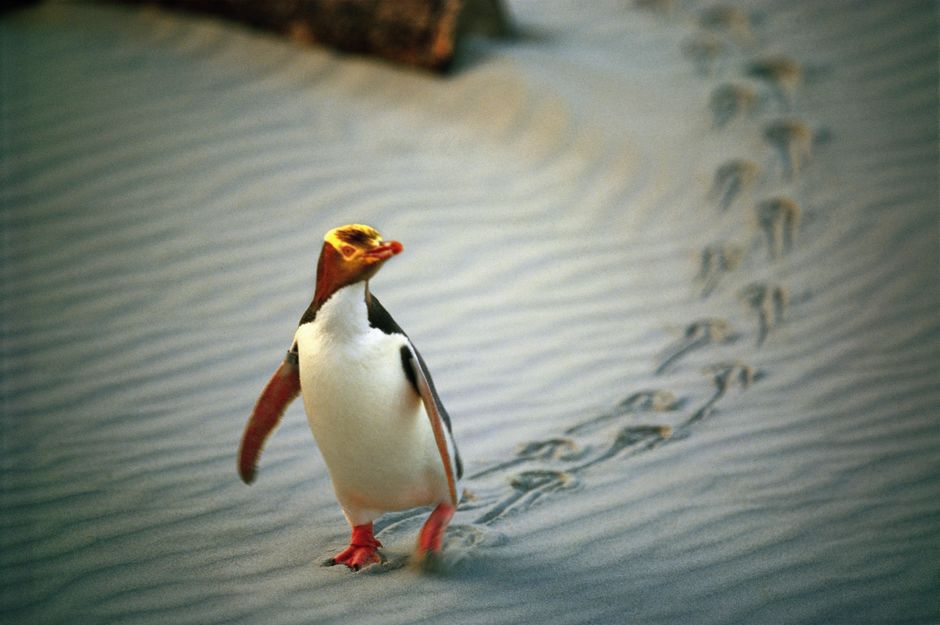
[2,1,938,624]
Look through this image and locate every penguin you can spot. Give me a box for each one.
[238,224,462,570]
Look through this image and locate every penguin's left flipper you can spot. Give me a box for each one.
[401,345,459,506]
[238,349,301,484]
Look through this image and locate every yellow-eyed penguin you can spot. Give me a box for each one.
[238,224,461,570]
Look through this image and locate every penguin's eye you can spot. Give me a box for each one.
[340,245,356,258]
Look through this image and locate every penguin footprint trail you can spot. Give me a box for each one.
[448,368,757,535]
[420,0,830,564]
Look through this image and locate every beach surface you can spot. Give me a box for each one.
[2,1,939,623]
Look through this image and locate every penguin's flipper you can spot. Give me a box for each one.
[238,350,301,484]
[402,346,459,506]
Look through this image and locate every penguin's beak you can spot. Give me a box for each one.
[364,240,404,263]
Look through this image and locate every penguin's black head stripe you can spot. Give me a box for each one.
[335,228,374,246]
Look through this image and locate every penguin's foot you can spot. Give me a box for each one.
[325,523,383,571]
[413,503,455,568]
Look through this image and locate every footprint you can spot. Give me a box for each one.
[475,470,578,525]
[763,119,813,179]
[747,56,801,106]
[357,554,409,574]
[656,319,738,374]
[756,196,801,257]
[756,196,801,256]
[516,438,584,461]
[566,389,681,435]
[362,523,506,574]
[740,282,788,345]
[710,159,760,210]
[439,524,508,570]
[710,361,760,392]
[697,242,744,297]
[510,469,577,492]
[618,389,682,412]
[686,362,761,426]
[710,83,759,128]
[573,425,673,470]
[469,437,585,479]
[446,523,506,549]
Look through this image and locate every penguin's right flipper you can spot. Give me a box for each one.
[401,345,459,506]
[238,349,301,484]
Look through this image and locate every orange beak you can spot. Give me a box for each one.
[364,240,404,262]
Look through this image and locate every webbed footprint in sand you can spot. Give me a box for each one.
[656,319,739,374]
[756,196,801,258]
[763,119,814,179]
[474,470,579,525]
[747,56,802,106]
[740,282,788,345]
[469,437,586,479]
[710,83,760,128]
[684,362,762,427]
[697,243,744,298]
[572,425,673,471]
[710,159,760,211]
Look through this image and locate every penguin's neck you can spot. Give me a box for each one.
[313,281,371,339]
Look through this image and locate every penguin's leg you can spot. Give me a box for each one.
[414,503,455,564]
[325,523,383,571]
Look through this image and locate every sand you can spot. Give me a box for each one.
[1,1,938,624]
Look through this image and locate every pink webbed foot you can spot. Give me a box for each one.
[413,503,455,569]
[325,523,383,571]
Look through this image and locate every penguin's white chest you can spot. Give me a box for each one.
[293,285,448,523]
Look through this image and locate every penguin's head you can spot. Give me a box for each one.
[324,224,403,266]
[314,224,403,298]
